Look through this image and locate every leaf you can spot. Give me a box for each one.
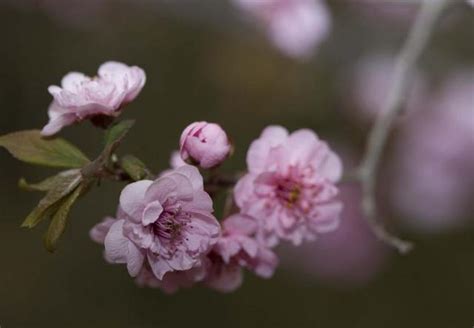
[19,169,81,192]
[0,130,90,168]
[43,183,84,252]
[21,171,82,228]
[104,120,135,147]
[120,155,150,181]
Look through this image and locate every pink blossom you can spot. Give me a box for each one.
[91,165,220,281]
[234,126,343,247]
[180,121,231,169]
[234,0,331,59]
[204,214,278,292]
[42,61,146,136]
[390,71,474,232]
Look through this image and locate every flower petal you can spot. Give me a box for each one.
[119,180,153,221]
[104,219,129,263]
[142,200,163,225]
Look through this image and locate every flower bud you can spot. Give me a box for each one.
[179,121,231,169]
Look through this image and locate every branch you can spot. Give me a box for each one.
[356,0,448,254]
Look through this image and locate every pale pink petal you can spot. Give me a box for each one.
[142,200,163,225]
[233,174,256,209]
[126,243,145,277]
[247,126,288,174]
[317,150,343,182]
[147,253,174,280]
[89,216,116,244]
[119,180,153,221]
[60,72,90,91]
[145,174,193,203]
[181,190,213,213]
[104,219,129,263]
[167,252,197,272]
[174,165,204,191]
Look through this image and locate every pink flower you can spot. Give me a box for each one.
[42,61,146,136]
[235,126,343,246]
[233,0,331,59]
[204,214,278,292]
[180,121,231,169]
[91,165,220,281]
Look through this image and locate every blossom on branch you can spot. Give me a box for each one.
[90,165,220,281]
[180,121,232,169]
[235,126,343,247]
[42,61,146,136]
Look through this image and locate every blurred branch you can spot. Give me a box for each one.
[356,0,448,254]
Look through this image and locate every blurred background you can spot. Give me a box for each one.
[0,0,473,327]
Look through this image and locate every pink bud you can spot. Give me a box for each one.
[179,122,231,169]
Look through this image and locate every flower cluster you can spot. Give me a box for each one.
[16,60,343,293]
[91,121,342,293]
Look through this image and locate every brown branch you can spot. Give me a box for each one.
[356,0,449,254]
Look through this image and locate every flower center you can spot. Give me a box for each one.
[152,207,190,242]
[275,178,301,208]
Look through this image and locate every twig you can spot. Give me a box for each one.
[357,0,448,254]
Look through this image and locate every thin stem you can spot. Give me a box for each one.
[357,0,448,254]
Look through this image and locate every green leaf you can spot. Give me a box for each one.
[0,130,90,168]
[120,155,150,181]
[19,169,81,192]
[43,183,84,253]
[104,120,135,147]
[21,171,82,228]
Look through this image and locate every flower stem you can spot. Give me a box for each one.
[356,0,449,254]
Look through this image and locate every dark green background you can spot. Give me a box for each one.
[0,1,473,327]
